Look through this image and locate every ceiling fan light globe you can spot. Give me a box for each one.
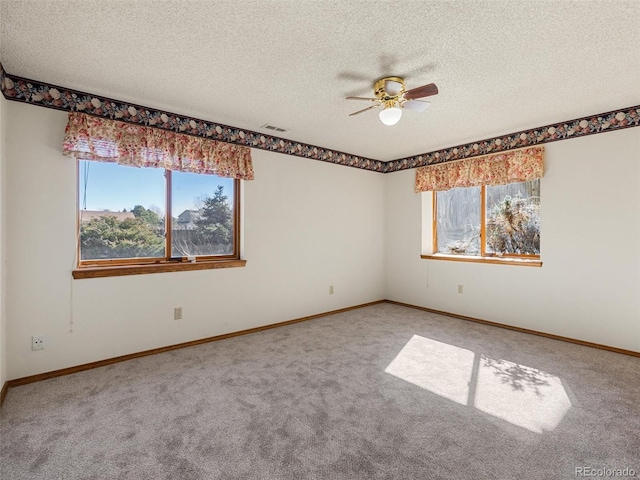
[379,107,402,126]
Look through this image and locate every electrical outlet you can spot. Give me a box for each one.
[329,285,335,295]
[32,335,45,351]
[174,307,183,320]
[457,284,464,294]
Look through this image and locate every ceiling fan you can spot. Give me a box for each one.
[347,76,438,126]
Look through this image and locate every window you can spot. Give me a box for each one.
[433,179,540,262]
[76,160,242,277]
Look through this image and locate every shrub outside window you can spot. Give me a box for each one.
[434,179,540,258]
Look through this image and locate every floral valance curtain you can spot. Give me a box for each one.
[62,112,254,180]
[414,146,544,192]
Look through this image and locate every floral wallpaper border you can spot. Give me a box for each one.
[0,63,385,172]
[1,62,638,174]
[385,105,640,172]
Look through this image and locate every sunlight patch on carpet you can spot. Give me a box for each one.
[384,335,474,405]
[474,355,572,433]
[385,335,572,433]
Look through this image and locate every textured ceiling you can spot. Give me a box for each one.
[1,0,639,161]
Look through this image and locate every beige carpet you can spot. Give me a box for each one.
[1,303,639,479]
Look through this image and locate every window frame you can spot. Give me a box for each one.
[73,161,245,279]
[425,183,542,267]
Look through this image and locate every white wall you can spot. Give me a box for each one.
[4,98,639,381]
[0,94,7,388]
[5,101,386,379]
[386,127,640,352]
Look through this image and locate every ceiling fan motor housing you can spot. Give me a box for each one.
[374,76,405,100]
[346,76,436,119]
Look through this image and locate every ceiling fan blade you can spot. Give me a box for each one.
[346,96,378,101]
[349,105,379,116]
[404,83,439,100]
[384,80,403,96]
[402,99,431,113]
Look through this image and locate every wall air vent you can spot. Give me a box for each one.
[261,124,287,132]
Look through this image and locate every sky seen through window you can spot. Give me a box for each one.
[79,161,233,217]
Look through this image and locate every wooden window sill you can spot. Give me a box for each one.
[421,254,542,267]
[73,259,247,279]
